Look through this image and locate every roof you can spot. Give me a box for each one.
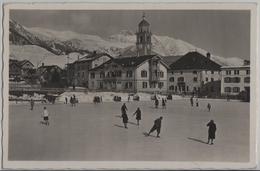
[139,19,150,27]
[169,51,221,71]
[90,55,163,71]
[162,56,182,67]
[74,53,113,64]
[18,60,34,67]
[38,65,62,72]
[221,65,250,69]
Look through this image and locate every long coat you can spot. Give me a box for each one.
[207,121,217,139]
[134,109,141,120]
[122,113,128,123]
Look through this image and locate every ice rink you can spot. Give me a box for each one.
[8,98,249,162]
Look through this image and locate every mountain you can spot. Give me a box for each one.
[9,19,244,67]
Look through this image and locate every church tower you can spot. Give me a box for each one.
[136,13,152,56]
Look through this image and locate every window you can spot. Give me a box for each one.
[224,87,231,92]
[141,70,147,78]
[177,77,184,82]
[127,71,133,77]
[186,86,189,92]
[90,73,95,79]
[107,72,110,78]
[234,70,240,75]
[125,82,133,89]
[77,72,80,77]
[100,72,105,78]
[169,85,174,90]
[150,82,156,88]
[169,77,174,82]
[206,77,208,82]
[246,70,250,75]
[211,78,214,82]
[160,71,164,78]
[232,77,241,83]
[129,82,133,88]
[193,77,198,82]
[193,71,197,74]
[142,82,148,88]
[226,70,231,75]
[116,70,122,77]
[158,82,164,89]
[82,72,84,78]
[224,77,231,83]
[244,77,250,83]
[233,87,240,93]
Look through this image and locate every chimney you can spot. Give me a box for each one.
[42,63,44,67]
[206,52,211,59]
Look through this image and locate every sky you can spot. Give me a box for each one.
[10,10,250,59]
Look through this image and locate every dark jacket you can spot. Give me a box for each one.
[207,121,216,139]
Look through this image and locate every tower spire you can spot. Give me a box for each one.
[142,12,145,20]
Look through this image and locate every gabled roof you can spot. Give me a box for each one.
[169,52,221,71]
[89,55,167,71]
[74,53,113,64]
[38,65,62,73]
[18,60,34,67]
[139,19,150,27]
[162,56,182,67]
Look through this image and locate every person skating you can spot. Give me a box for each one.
[190,96,194,107]
[155,98,159,108]
[196,98,199,107]
[133,107,142,126]
[162,98,166,109]
[207,103,211,112]
[207,120,216,145]
[42,106,50,126]
[65,97,68,104]
[122,112,128,128]
[147,116,163,138]
[30,99,34,110]
[121,103,128,116]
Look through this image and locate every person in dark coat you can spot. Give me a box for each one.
[122,113,128,128]
[190,96,194,107]
[155,98,159,108]
[148,116,163,138]
[121,103,128,116]
[207,103,211,112]
[65,97,68,104]
[30,99,34,110]
[70,97,73,107]
[133,107,142,126]
[207,120,217,145]
[162,98,166,109]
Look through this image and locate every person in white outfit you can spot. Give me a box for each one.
[42,106,50,126]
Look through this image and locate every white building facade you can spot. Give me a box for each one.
[221,65,250,95]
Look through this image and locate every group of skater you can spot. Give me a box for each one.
[65,94,78,107]
[35,94,217,144]
[120,103,163,138]
[154,97,167,109]
[190,96,212,112]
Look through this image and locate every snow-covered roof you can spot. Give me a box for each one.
[221,65,250,69]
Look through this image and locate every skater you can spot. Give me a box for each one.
[147,116,163,138]
[70,96,73,107]
[121,103,128,116]
[128,95,130,102]
[42,106,50,126]
[207,103,211,112]
[122,112,128,128]
[65,97,68,104]
[30,99,34,110]
[133,107,141,126]
[190,96,194,107]
[196,98,199,107]
[162,98,166,109]
[155,98,159,108]
[207,120,216,145]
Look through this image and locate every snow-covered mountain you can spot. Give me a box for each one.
[9,19,244,67]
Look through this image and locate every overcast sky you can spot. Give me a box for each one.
[10,10,250,59]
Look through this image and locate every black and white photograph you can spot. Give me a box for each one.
[2,2,258,170]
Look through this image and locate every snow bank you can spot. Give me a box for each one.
[57,91,182,103]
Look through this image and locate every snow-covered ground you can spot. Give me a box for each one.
[9,99,249,162]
